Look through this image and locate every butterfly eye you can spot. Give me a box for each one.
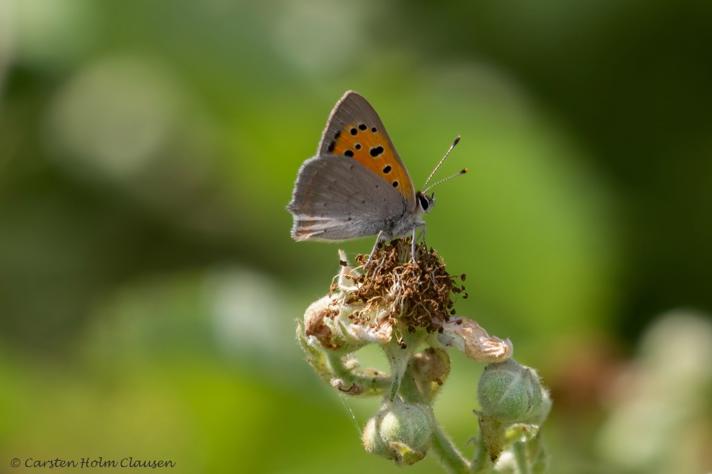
[417,193,430,211]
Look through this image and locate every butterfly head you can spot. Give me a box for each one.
[416,191,435,214]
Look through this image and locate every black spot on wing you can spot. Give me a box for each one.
[370,146,384,157]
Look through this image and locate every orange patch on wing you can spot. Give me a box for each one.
[327,123,413,200]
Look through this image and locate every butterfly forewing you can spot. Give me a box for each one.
[317,91,416,208]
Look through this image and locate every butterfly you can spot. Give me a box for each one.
[287,91,464,260]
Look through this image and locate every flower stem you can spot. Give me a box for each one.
[431,420,471,474]
[385,346,410,401]
[382,332,422,401]
[325,351,391,396]
[470,434,493,474]
[512,441,530,474]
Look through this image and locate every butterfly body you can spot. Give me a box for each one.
[288,91,435,248]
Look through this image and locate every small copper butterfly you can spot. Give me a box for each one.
[288,91,464,259]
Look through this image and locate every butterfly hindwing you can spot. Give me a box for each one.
[288,155,407,241]
[317,91,416,208]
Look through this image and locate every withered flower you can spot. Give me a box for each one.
[296,239,549,472]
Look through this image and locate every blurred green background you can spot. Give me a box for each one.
[0,0,710,472]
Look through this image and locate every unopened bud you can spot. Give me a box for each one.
[362,400,433,465]
[478,359,548,424]
[410,347,451,398]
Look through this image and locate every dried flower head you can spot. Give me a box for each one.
[348,239,465,334]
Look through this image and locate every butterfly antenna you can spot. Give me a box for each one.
[422,168,468,193]
[424,135,461,187]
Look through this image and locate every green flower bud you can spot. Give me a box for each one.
[525,387,552,425]
[478,359,547,424]
[362,415,385,454]
[362,400,433,465]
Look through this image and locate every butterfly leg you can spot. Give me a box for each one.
[410,225,428,263]
[367,231,384,264]
[418,224,427,246]
[410,227,417,263]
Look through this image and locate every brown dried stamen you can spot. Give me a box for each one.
[339,239,466,333]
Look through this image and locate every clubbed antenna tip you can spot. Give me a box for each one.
[424,135,462,187]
